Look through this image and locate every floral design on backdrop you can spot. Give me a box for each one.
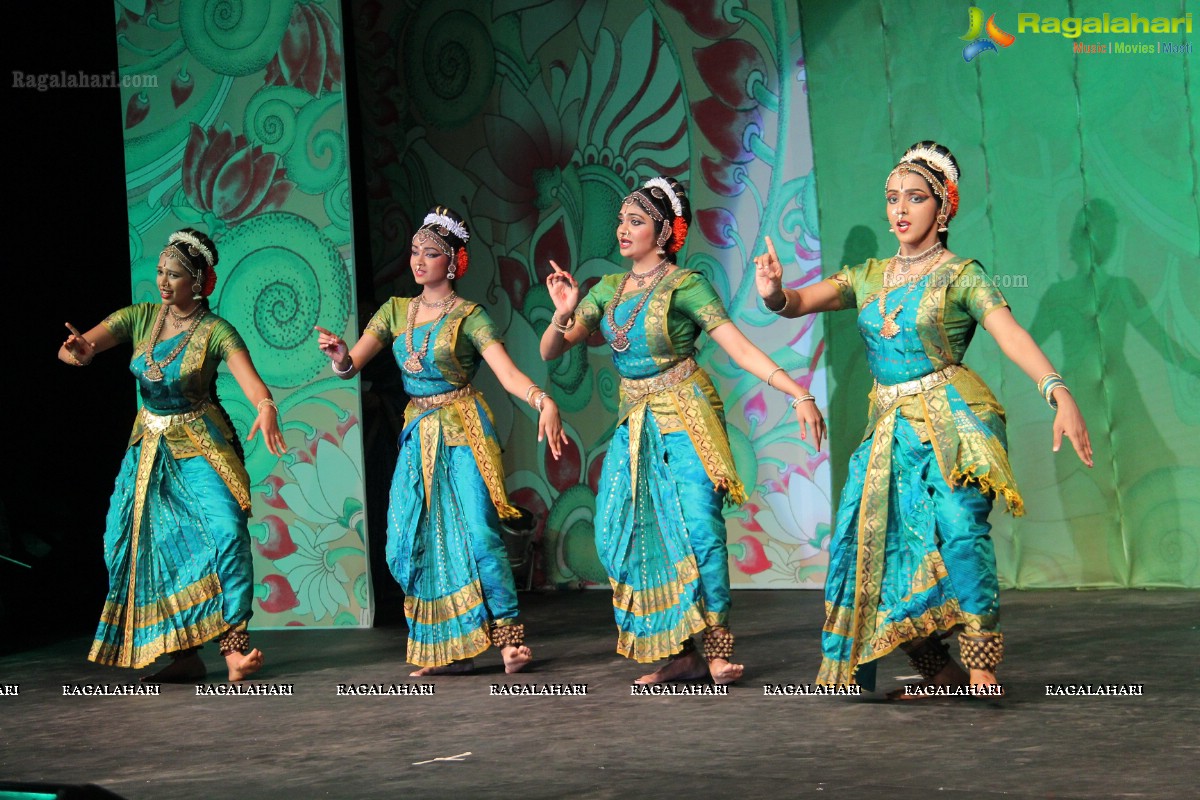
[351,0,830,588]
[117,0,370,626]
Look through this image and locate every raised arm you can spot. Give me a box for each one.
[480,343,568,459]
[753,236,844,318]
[540,260,591,360]
[58,321,121,366]
[226,349,287,456]
[982,307,1093,467]
[315,325,387,379]
[708,322,825,451]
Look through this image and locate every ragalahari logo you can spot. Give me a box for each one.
[961,7,1016,61]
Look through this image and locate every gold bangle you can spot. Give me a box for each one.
[764,290,790,315]
[257,398,279,415]
[65,349,88,367]
[789,394,816,409]
[534,391,548,412]
[525,385,546,409]
[766,367,785,390]
[552,313,575,333]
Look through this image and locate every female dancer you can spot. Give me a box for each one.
[60,228,285,682]
[754,141,1092,694]
[317,205,566,676]
[542,176,825,685]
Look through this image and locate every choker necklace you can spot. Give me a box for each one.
[167,303,202,329]
[629,258,670,288]
[144,304,207,381]
[417,293,459,309]
[891,241,944,274]
[168,304,202,320]
[403,292,458,373]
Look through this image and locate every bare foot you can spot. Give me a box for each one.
[409,658,475,677]
[887,659,969,701]
[226,648,264,682]
[141,651,207,683]
[708,657,744,685]
[634,649,708,684]
[501,645,533,674]
[970,668,1004,697]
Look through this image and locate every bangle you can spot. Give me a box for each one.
[65,349,90,367]
[257,398,279,416]
[789,394,816,409]
[1037,372,1068,410]
[332,356,355,376]
[534,391,548,412]
[552,313,575,333]
[766,367,785,390]
[764,290,790,315]
[525,384,545,410]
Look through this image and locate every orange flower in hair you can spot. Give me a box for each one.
[669,217,689,253]
[455,248,469,278]
[945,181,960,219]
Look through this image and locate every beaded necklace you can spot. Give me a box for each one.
[144,304,207,381]
[403,293,458,373]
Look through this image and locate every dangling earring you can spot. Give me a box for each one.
[447,270,456,280]
[656,246,666,256]
[936,213,949,232]
[191,279,203,300]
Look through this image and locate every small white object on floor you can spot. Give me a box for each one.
[412,751,472,766]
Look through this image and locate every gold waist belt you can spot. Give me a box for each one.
[139,402,211,435]
[874,364,962,410]
[408,385,475,411]
[620,357,699,404]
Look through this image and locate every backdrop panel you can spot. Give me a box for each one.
[349,0,830,588]
[801,0,1199,588]
[115,0,373,626]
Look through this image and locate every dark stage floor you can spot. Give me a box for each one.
[1,589,1195,800]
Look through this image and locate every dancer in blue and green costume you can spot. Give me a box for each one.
[755,141,1093,695]
[317,205,567,675]
[542,177,825,685]
[60,228,286,682]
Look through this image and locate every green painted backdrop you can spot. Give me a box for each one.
[801,0,1199,587]
[351,0,831,588]
[116,0,373,626]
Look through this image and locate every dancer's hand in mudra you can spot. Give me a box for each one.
[753,236,786,305]
[793,397,826,452]
[1052,391,1093,468]
[314,325,349,364]
[62,322,96,365]
[545,260,580,323]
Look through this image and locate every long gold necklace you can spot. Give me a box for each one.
[144,304,206,381]
[606,261,672,353]
[403,293,458,373]
[876,258,941,339]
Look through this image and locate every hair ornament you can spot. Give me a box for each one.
[422,211,469,243]
[669,217,688,253]
[900,145,960,184]
[644,177,684,218]
[168,230,215,268]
